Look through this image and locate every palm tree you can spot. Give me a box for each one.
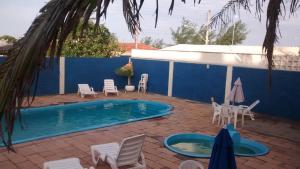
[209,0,299,85]
[0,0,298,150]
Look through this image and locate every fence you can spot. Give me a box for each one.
[0,56,299,120]
[131,59,169,95]
[233,67,300,119]
[172,62,227,103]
[0,57,59,96]
[65,57,128,93]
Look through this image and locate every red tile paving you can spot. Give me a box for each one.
[0,92,300,169]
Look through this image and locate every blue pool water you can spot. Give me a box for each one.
[6,100,171,145]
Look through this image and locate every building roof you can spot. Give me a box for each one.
[132,44,300,71]
[119,43,158,56]
[161,44,299,56]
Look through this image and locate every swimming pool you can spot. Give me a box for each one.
[5,100,171,146]
[164,133,269,158]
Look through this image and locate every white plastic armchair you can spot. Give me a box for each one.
[138,74,148,93]
[91,134,146,169]
[78,84,97,98]
[103,79,119,96]
[239,100,260,126]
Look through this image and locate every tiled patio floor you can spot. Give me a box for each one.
[0,92,299,169]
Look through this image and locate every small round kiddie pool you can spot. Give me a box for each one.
[164,133,269,158]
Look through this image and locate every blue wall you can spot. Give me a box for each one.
[0,57,59,96]
[1,56,299,120]
[65,57,129,93]
[35,59,59,95]
[173,63,227,103]
[0,57,5,63]
[131,59,169,95]
[233,67,300,120]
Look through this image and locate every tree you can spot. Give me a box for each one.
[171,18,216,45]
[0,35,17,44]
[171,18,247,45]
[0,0,298,150]
[141,36,164,49]
[215,21,248,45]
[62,22,122,57]
[141,36,152,45]
[170,18,217,44]
[171,18,198,44]
[152,39,164,49]
[194,25,217,45]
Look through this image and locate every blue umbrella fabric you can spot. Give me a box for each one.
[208,128,237,169]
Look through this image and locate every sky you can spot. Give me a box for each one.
[0,0,299,46]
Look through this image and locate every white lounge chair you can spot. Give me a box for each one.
[78,84,97,98]
[239,100,260,126]
[43,157,94,169]
[91,134,146,169]
[103,79,119,96]
[179,160,204,169]
[138,74,148,93]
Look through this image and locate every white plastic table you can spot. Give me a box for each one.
[222,104,242,129]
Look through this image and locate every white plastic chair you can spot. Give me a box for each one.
[211,102,222,125]
[91,134,146,169]
[179,160,204,169]
[239,100,260,126]
[103,79,119,96]
[78,84,97,98]
[43,157,94,169]
[138,74,148,93]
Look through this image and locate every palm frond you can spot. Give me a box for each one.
[0,0,141,150]
[209,0,250,28]
[290,0,300,13]
[169,0,201,15]
[262,0,282,86]
[94,0,103,28]
[209,0,299,86]
[169,0,175,15]
[255,0,264,21]
[122,0,142,35]
[155,0,159,27]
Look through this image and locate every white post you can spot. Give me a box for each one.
[134,35,138,49]
[231,15,239,45]
[231,22,236,45]
[205,10,211,45]
[224,65,233,104]
[59,57,65,94]
[168,61,174,97]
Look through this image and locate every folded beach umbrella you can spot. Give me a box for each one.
[208,128,237,169]
[229,77,244,104]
